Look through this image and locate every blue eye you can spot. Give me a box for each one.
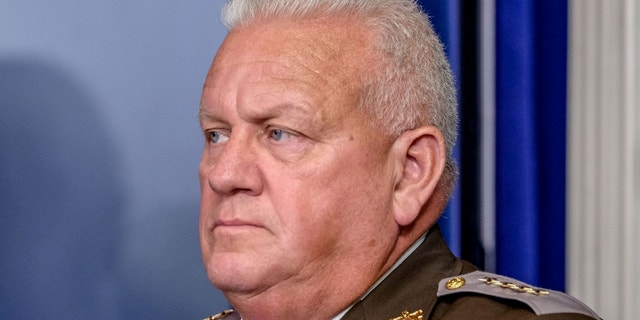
[210,132,220,143]
[270,129,292,141]
[271,129,284,141]
[208,131,229,144]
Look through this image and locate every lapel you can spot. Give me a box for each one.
[341,225,468,320]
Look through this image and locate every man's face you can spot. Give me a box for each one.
[199,19,399,296]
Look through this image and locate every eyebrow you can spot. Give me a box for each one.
[197,105,213,121]
[257,102,314,119]
[198,102,317,124]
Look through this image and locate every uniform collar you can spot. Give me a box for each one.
[341,225,464,320]
[331,231,429,320]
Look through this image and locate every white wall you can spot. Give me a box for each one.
[568,0,640,319]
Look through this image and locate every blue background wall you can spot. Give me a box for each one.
[0,0,230,318]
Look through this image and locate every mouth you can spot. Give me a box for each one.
[212,219,263,231]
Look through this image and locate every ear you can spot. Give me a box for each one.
[391,126,447,226]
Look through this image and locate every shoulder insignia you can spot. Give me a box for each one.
[203,309,239,320]
[437,271,600,319]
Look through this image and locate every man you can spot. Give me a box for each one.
[197,0,600,319]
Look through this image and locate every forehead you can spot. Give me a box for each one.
[202,17,376,113]
[220,17,373,72]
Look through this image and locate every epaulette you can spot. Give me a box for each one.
[202,309,240,320]
[437,271,600,319]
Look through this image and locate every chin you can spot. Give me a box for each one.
[209,271,267,295]
[205,253,260,293]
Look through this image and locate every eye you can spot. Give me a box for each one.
[208,130,229,144]
[269,128,291,141]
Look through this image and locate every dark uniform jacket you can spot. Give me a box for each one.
[204,225,600,320]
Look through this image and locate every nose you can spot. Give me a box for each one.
[200,133,263,196]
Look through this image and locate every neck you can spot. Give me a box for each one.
[226,236,421,320]
[226,268,369,319]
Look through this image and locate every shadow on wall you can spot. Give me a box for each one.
[0,58,124,319]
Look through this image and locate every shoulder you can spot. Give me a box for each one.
[202,309,240,320]
[435,271,600,319]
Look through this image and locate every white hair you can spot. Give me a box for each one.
[221,0,459,190]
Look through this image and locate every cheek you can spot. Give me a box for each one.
[280,181,393,269]
[198,207,212,261]
[285,160,392,240]
[198,187,218,262]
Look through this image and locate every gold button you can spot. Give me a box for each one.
[445,277,466,290]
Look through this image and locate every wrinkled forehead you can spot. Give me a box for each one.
[200,18,381,128]
[211,17,377,87]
